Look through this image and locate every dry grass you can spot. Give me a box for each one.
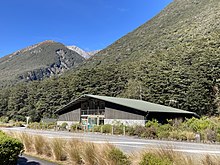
[137,146,220,165]
[50,138,67,161]
[66,139,83,164]
[33,135,45,155]
[18,133,33,152]
[7,132,220,165]
[81,142,98,165]
[201,155,220,165]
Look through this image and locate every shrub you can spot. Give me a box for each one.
[146,119,160,128]
[141,127,157,138]
[202,129,217,142]
[93,125,102,132]
[70,123,80,132]
[181,131,195,141]
[113,124,124,135]
[107,147,131,165]
[13,121,25,127]
[134,125,147,137]
[60,122,68,131]
[139,152,172,165]
[126,126,136,135]
[169,130,180,140]
[102,124,112,133]
[28,122,40,129]
[0,132,24,165]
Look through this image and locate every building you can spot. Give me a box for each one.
[55,94,198,128]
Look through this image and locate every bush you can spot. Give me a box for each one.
[113,124,124,135]
[107,147,131,165]
[126,126,136,135]
[93,125,102,132]
[27,122,40,129]
[70,123,80,132]
[60,122,68,131]
[141,127,157,138]
[0,132,24,165]
[139,152,172,165]
[13,121,25,127]
[133,125,147,137]
[102,124,112,133]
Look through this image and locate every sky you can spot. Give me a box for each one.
[0,0,172,58]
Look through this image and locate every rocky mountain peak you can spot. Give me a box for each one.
[67,45,100,59]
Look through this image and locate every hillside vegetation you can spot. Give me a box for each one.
[0,0,220,121]
[0,41,84,87]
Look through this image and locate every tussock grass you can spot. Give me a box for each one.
[66,139,83,164]
[18,133,33,152]
[50,138,67,161]
[81,142,98,164]
[201,155,220,165]
[33,135,45,155]
[8,132,220,165]
[138,146,220,165]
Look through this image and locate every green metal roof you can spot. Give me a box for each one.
[85,94,196,115]
[55,94,197,116]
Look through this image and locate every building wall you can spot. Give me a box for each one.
[58,108,80,122]
[104,119,145,126]
[105,107,144,120]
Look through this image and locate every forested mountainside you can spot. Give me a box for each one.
[0,0,220,121]
[0,41,84,87]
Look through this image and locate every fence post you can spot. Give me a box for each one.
[112,125,114,135]
[123,126,126,136]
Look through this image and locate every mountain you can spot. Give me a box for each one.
[82,0,220,114]
[0,0,220,121]
[67,45,100,59]
[0,41,85,86]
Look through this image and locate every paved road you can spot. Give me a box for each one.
[3,127,220,155]
[17,154,57,165]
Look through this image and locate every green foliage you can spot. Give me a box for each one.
[184,117,217,132]
[0,41,84,87]
[93,125,102,132]
[0,131,24,165]
[28,122,56,130]
[107,147,131,165]
[0,0,220,121]
[102,124,112,133]
[70,123,80,132]
[60,122,68,130]
[139,153,172,165]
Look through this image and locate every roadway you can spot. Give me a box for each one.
[2,127,220,155]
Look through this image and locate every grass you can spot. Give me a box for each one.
[18,133,33,152]
[50,138,67,161]
[66,139,83,164]
[33,135,45,155]
[7,132,220,165]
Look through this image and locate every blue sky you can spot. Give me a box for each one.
[0,0,172,57]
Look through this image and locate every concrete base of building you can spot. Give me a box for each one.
[104,119,145,126]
